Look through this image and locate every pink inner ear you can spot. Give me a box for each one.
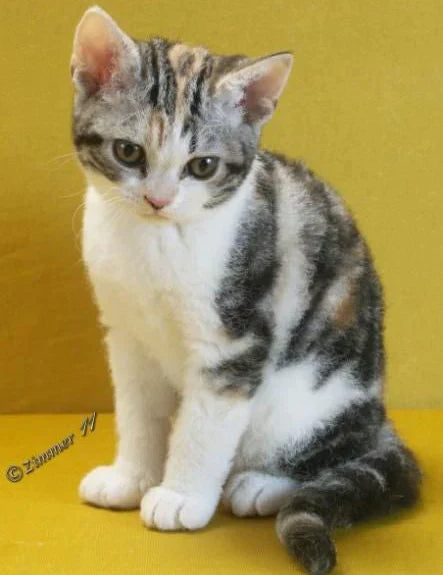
[242,75,276,121]
[79,42,118,91]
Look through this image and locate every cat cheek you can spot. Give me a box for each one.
[172,187,203,216]
[192,185,212,207]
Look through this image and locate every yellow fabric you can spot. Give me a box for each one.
[1,0,442,412]
[1,410,441,574]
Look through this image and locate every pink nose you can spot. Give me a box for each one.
[144,195,171,210]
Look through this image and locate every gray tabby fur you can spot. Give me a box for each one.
[72,9,421,575]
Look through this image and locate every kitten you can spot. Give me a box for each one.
[71,7,421,575]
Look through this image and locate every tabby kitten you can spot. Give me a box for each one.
[72,7,420,575]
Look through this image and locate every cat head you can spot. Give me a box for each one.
[71,6,292,222]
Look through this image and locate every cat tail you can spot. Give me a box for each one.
[275,426,421,575]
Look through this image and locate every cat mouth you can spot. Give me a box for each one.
[139,204,171,220]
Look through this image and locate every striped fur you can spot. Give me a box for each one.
[276,424,420,574]
[72,30,255,209]
[72,8,421,575]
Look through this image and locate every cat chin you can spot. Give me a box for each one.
[138,209,176,223]
[138,204,208,226]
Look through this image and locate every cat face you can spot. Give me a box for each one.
[71,7,292,223]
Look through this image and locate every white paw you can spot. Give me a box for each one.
[140,486,217,531]
[79,465,151,509]
[223,471,298,517]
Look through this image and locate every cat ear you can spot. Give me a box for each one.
[71,6,140,95]
[216,52,293,124]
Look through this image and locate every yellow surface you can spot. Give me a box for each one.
[1,1,442,411]
[0,410,441,574]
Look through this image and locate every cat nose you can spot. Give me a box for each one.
[144,195,172,210]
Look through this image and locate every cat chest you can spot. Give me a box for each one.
[84,224,217,312]
[83,210,227,383]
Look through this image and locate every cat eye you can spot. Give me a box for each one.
[186,157,219,180]
[113,139,145,167]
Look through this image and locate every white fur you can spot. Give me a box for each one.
[80,159,370,528]
[224,471,299,517]
[234,359,369,474]
[80,166,255,518]
[141,486,215,530]
[79,329,176,508]
[268,162,312,358]
[140,388,251,530]
[79,464,149,509]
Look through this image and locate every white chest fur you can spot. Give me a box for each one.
[81,176,368,472]
[82,185,249,387]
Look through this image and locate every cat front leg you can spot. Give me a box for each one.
[79,327,176,509]
[140,372,251,531]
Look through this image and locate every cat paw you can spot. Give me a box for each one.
[79,465,151,509]
[140,486,217,531]
[223,471,298,517]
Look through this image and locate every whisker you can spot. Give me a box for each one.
[44,152,77,166]
[71,200,86,252]
[71,187,134,254]
[59,188,85,199]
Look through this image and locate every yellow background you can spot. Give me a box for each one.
[1,411,442,574]
[1,0,442,412]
